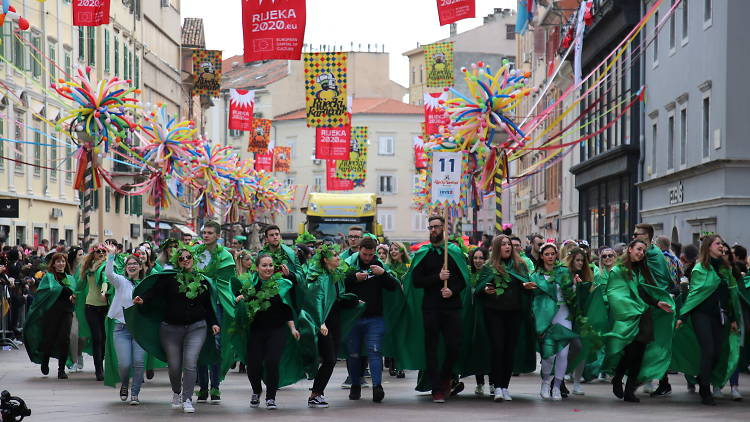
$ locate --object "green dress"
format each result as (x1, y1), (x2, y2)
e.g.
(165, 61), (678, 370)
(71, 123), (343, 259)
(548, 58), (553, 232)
(670, 263), (741, 387)
(23, 272), (76, 364)
(530, 264), (579, 360)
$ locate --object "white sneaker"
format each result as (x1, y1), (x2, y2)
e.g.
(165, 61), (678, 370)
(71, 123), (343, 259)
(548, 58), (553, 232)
(266, 399), (277, 410)
(713, 385), (724, 398)
(182, 398), (195, 413)
(731, 386), (742, 401)
(493, 387), (503, 401)
(475, 384), (485, 396)
(572, 382), (585, 395)
(250, 394), (260, 408)
(170, 393), (182, 409)
(642, 381), (655, 394)
(540, 381), (551, 400)
(551, 386), (562, 401)
(501, 388), (512, 401)
(129, 395), (140, 406)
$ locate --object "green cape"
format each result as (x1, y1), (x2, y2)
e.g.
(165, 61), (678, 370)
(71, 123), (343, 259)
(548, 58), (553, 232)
(530, 264), (579, 359)
(74, 262), (110, 356)
(603, 265), (675, 382)
(646, 244), (674, 290)
(23, 272), (76, 364)
(195, 244), (236, 304)
(670, 263), (741, 387)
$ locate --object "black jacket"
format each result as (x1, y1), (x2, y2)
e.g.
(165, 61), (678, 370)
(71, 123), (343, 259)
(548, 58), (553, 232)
(344, 256), (399, 317)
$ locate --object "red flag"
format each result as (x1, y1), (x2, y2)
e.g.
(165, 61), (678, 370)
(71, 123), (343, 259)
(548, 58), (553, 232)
(326, 160), (353, 191)
(436, 0), (475, 26)
(273, 146), (291, 173)
(228, 89), (255, 131)
(424, 92), (449, 136)
(413, 136), (428, 169)
(242, 0), (306, 62)
(72, 0), (111, 26)
(254, 152), (274, 172)
(315, 125), (351, 160)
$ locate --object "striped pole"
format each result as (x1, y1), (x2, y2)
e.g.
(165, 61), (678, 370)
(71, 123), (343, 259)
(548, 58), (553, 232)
(82, 147), (93, 251)
(494, 170), (503, 235)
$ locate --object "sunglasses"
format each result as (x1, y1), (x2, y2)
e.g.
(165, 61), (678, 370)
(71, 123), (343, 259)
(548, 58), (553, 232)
(178, 255), (193, 263)
(95, 250), (106, 255)
(427, 225), (443, 231)
(601, 254), (615, 259)
(348, 235), (362, 239)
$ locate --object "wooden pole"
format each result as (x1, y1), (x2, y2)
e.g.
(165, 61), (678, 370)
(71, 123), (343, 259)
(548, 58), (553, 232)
(443, 205), (449, 289)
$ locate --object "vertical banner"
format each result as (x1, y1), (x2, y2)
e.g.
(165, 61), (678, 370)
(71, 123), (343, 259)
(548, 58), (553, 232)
(273, 146), (291, 173)
(315, 124), (351, 160)
(413, 136), (428, 169)
(242, 0), (306, 62)
(326, 160), (353, 191)
(436, 0), (475, 26)
(424, 42), (454, 87)
(192, 50), (222, 96)
(424, 91), (449, 136)
(336, 126), (367, 187)
(228, 89), (255, 131)
(72, 0), (111, 26)
(304, 52), (349, 128)
(431, 151), (463, 205)
(254, 152), (274, 172)
(248, 118), (272, 153)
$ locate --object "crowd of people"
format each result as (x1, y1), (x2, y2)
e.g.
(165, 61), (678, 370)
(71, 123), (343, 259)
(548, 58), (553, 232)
(2, 219), (749, 413)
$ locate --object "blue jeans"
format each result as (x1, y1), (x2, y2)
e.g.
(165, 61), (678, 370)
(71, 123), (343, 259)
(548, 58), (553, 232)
(346, 316), (385, 387)
(113, 322), (146, 396)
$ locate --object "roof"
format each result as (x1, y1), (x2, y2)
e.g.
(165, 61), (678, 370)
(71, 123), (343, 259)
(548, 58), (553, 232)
(181, 18), (205, 48)
(275, 98), (422, 120)
(220, 56), (290, 90)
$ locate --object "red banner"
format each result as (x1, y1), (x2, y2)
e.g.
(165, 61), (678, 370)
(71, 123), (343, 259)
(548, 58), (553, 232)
(326, 160), (353, 191)
(248, 118), (272, 153)
(315, 125), (350, 160)
(242, 0), (306, 62)
(424, 92), (449, 136)
(72, 0), (111, 26)
(228, 89), (255, 131)
(436, 0), (475, 26)
(413, 136), (428, 169)
(274, 146), (291, 173)
(254, 152), (274, 172)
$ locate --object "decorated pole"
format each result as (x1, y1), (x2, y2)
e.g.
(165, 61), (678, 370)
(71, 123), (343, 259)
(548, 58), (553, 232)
(443, 205), (449, 290)
(494, 170), (503, 235)
(82, 147), (93, 250)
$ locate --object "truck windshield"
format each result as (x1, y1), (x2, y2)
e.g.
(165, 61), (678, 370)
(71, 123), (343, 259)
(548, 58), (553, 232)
(307, 216), (373, 241)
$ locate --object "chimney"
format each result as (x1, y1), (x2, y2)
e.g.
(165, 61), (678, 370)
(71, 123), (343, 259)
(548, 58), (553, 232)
(450, 23), (457, 37)
(232, 61), (239, 70)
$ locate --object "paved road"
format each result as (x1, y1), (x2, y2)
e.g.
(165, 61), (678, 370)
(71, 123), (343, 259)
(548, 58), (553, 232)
(0, 347), (747, 421)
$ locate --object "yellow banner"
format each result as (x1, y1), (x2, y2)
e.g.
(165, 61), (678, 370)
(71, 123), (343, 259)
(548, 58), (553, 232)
(192, 50), (222, 96)
(424, 42), (454, 87)
(304, 52), (349, 127)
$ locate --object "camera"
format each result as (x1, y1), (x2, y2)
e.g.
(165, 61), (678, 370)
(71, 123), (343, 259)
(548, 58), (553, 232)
(0, 390), (31, 421)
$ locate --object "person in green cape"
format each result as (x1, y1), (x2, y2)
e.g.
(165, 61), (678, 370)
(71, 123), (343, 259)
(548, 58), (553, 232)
(384, 241), (411, 379)
(565, 247), (596, 396)
(583, 246), (618, 384)
(65, 246), (86, 373)
(157, 238), (179, 270)
(129, 246), (221, 414)
(193, 220), (236, 404)
(75, 244), (110, 381)
(729, 244), (749, 401)
(261, 224), (301, 285)
(229, 253), (301, 410)
(473, 235), (537, 401)
(102, 245), (147, 405)
(339, 225), (364, 260)
(23, 252), (76, 379)
(466, 246), (490, 395)
(604, 239), (675, 403)
(511, 236), (535, 273)
(671, 234), (741, 406)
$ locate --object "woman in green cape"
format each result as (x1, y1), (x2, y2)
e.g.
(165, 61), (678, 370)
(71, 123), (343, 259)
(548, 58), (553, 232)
(23, 253), (76, 379)
(75, 244), (110, 381)
(582, 246), (618, 383)
(604, 239), (675, 403)
(128, 246), (221, 414)
(384, 241), (411, 379)
(671, 234), (741, 406)
(466, 246), (490, 395)
(66, 246), (86, 372)
(565, 247), (596, 395)
(229, 253), (301, 410)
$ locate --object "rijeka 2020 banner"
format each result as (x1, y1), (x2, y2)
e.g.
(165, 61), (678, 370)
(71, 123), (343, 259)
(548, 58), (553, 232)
(436, 0), (475, 26)
(228, 89), (255, 131)
(326, 160), (353, 191)
(315, 124), (350, 161)
(72, 0), (111, 26)
(424, 91), (449, 136)
(242, 0), (306, 62)
(304, 52), (349, 128)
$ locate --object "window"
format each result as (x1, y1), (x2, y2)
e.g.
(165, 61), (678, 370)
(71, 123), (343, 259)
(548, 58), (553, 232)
(679, 107), (687, 165)
(682, 0), (689, 41)
(14, 115), (24, 174)
(378, 174), (395, 194)
(125, 193), (130, 214)
(104, 29), (110, 72)
(129, 50), (134, 84)
(114, 193), (121, 213)
(78, 27), (85, 61)
(134, 55), (140, 88)
(704, 0), (712, 22)
(114, 37), (119, 76)
(50, 134), (57, 181)
(15, 226), (26, 245)
(130, 196), (142, 216)
(50, 228), (59, 246)
(411, 67), (415, 84)
(64, 50), (72, 78)
(124, 44), (129, 80)
(669, 0), (676, 50)
(33, 227), (43, 247)
(33, 122), (41, 176)
(65, 138), (73, 182)
(653, 10), (659, 64)
(667, 114), (675, 169)
(651, 122), (657, 175)
(378, 211), (395, 232)
(378, 135), (395, 155)
(87, 27), (96, 66)
(313, 175), (323, 192)
(286, 214), (294, 231)
(229, 129), (242, 138)
(506, 24), (516, 40)
(419, 65), (423, 84)
(105, 187), (111, 212)
(411, 213), (427, 232)
(48, 44), (56, 85)
(702, 96), (710, 157)
(284, 177), (295, 186)
(30, 33), (41, 78)
(13, 27), (24, 68)
(65, 229), (74, 247)
(287, 138), (297, 158)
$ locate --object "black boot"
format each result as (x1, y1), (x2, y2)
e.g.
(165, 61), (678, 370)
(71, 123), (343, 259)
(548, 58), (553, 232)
(349, 384), (361, 400)
(612, 376), (624, 399)
(41, 358), (50, 376)
(623, 378), (640, 403)
(57, 366), (68, 380)
(699, 384), (716, 406)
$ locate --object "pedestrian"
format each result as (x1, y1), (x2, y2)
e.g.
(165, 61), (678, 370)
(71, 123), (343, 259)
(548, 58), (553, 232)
(467, 246), (490, 395)
(565, 247), (595, 395)
(260, 224), (301, 284)
(511, 236), (535, 272)
(376, 244), (389, 262)
(385, 241), (411, 378)
(76, 244), (110, 381)
(727, 244), (748, 401)
(340, 226), (364, 260)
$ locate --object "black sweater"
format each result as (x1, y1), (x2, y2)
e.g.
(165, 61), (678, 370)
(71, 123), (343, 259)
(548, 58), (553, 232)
(252, 293), (293, 330)
(345, 257), (399, 317)
(142, 274), (218, 327)
(412, 248), (465, 310)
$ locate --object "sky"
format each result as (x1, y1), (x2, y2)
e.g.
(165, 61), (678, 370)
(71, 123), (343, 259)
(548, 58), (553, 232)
(180, 0), (517, 87)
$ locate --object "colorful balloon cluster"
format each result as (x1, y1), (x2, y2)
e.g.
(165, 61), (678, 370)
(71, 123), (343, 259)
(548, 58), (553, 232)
(0, 0), (29, 31)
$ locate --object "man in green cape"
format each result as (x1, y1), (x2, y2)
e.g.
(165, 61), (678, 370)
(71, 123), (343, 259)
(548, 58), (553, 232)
(511, 236), (535, 273)
(261, 224), (301, 284)
(339, 225), (364, 260)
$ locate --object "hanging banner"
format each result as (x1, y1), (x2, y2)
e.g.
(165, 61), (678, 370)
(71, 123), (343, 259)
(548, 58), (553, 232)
(315, 124), (350, 160)
(304, 52), (349, 128)
(436, 0), (475, 26)
(192, 50), (222, 96)
(326, 160), (353, 191)
(242, 0), (306, 62)
(228, 89), (255, 131)
(431, 151), (463, 205)
(424, 42), (454, 87)
(254, 152), (274, 172)
(72, 0), (111, 26)
(273, 146), (291, 173)
(336, 126), (367, 187)
(248, 118), (272, 153)
(424, 91), (449, 136)
(414, 136), (428, 170)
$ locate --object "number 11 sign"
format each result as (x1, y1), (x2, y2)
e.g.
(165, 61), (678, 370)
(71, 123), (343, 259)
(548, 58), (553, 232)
(431, 151), (463, 206)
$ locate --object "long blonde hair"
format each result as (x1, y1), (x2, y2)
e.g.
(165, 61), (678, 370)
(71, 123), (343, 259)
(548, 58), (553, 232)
(489, 234), (527, 275)
(386, 241), (411, 266)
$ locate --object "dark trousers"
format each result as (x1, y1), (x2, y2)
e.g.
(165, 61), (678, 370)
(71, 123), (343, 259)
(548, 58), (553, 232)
(692, 311), (725, 385)
(246, 324), (288, 400)
(85, 305), (108, 376)
(423, 308), (462, 392)
(41, 301), (73, 369)
(198, 304), (223, 391)
(483, 308), (521, 389)
(615, 341), (647, 381)
(311, 313), (340, 394)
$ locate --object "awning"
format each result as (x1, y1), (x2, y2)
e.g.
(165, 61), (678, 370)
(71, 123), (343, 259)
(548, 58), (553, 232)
(173, 223), (198, 237)
(145, 221), (173, 230)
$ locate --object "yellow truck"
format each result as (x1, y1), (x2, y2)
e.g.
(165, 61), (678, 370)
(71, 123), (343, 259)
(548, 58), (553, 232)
(299, 193), (383, 240)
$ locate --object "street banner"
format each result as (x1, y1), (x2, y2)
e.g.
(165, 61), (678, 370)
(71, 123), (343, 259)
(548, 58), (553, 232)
(336, 126), (367, 187)
(192, 50), (222, 96)
(228, 89), (255, 131)
(254, 152), (274, 172)
(326, 160), (353, 191)
(315, 124), (351, 160)
(436, 0), (475, 26)
(304, 52), (349, 127)
(273, 146), (291, 173)
(431, 150), (463, 205)
(424, 91), (449, 136)
(242, 0), (306, 62)
(414, 136), (428, 169)
(248, 118), (272, 153)
(72, 0), (110, 26)
(424, 42), (454, 87)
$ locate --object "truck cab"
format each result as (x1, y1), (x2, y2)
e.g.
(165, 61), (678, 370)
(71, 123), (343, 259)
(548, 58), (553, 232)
(299, 193), (383, 241)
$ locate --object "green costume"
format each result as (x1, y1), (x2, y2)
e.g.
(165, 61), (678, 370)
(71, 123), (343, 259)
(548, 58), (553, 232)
(738, 275), (750, 371)
(23, 272), (76, 364)
(194, 243), (236, 300)
(74, 262), (110, 355)
(530, 264), (579, 359)
(671, 263), (741, 387)
(520, 252), (536, 274)
(603, 265), (675, 382)
(646, 244), (674, 290)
